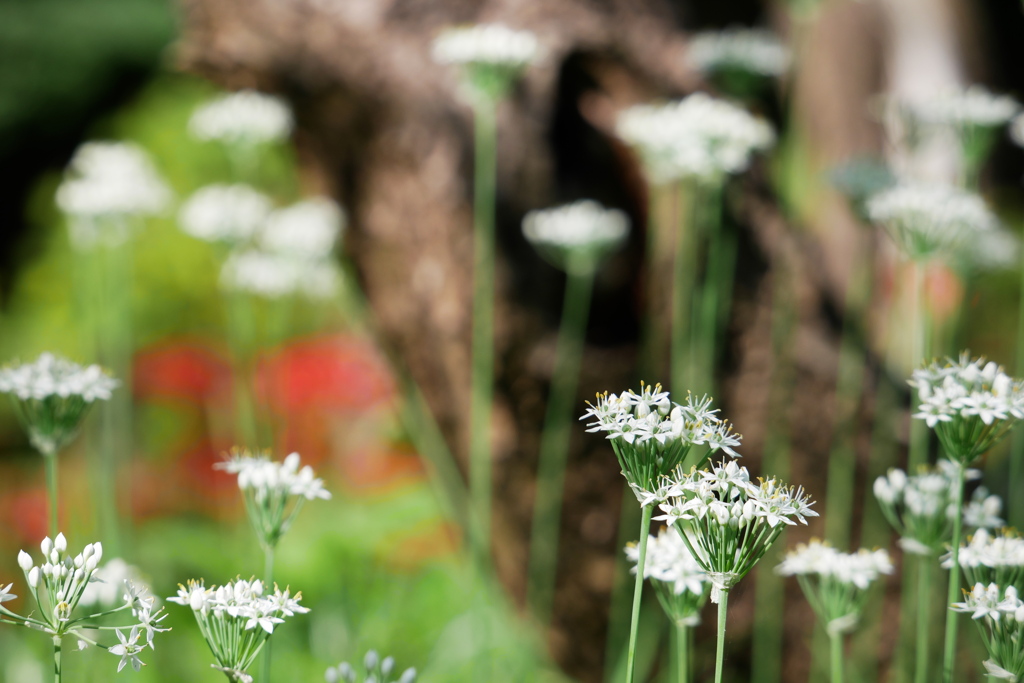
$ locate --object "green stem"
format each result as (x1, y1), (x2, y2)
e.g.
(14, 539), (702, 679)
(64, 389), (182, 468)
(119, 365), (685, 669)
(53, 635), (62, 683)
(625, 504), (653, 683)
(941, 463), (966, 683)
(44, 450), (58, 538)
(694, 182), (724, 396)
(526, 267), (595, 623)
(670, 182), (697, 394)
(260, 545), (275, 683)
(676, 624), (689, 683)
(469, 96), (498, 570)
(830, 633), (844, 683)
(915, 554), (931, 683)
(714, 589), (730, 683)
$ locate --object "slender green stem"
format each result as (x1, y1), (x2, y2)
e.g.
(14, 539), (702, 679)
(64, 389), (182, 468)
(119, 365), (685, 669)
(830, 633), (844, 683)
(44, 450), (59, 538)
(527, 267), (595, 623)
(260, 545), (275, 683)
(941, 463), (966, 683)
(625, 505), (653, 683)
(714, 589), (730, 683)
(53, 635), (62, 683)
(915, 554), (931, 683)
(694, 182), (724, 396)
(469, 96), (498, 570)
(676, 624), (689, 683)
(670, 182), (696, 394)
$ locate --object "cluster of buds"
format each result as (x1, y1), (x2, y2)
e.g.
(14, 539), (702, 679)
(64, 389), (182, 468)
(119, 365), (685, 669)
(777, 539), (893, 635)
(0, 534), (167, 672)
(625, 527), (709, 627)
(0, 353), (118, 455)
(653, 460), (817, 602)
(169, 578), (308, 682)
(216, 450), (331, 550)
(325, 650), (417, 683)
(581, 384), (742, 504)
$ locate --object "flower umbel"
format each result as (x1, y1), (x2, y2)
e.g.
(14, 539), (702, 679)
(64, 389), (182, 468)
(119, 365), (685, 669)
(951, 583), (1024, 682)
(0, 353), (118, 455)
(944, 528), (1024, 593)
(432, 24), (539, 102)
(324, 650), (417, 683)
(522, 200), (630, 274)
(777, 539), (893, 635)
(216, 449), (331, 550)
(625, 526), (709, 627)
(189, 90), (294, 146)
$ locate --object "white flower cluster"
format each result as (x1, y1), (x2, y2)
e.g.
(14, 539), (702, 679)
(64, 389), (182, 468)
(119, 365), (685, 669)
(910, 353), (1024, 462)
(522, 200), (629, 272)
(179, 184), (273, 244)
(431, 24), (539, 68)
(220, 248), (341, 299)
(79, 558), (148, 609)
(617, 93), (774, 184)
(951, 583), (1024, 681)
(582, 385), (740, 455)
(909, 86), (1020, 129)
(654, 460), (817, 602)
(0, 353), (117, 402)
(777, 539), (893, 589)
(56, 142), (171, 249)
(0, 353), (119, 454)
(216, 451), (330, 550)
(865, 183), (997, 260)
(873, 462), (990, 555)
(944, 528), (1024, 590)
(325, 650), (417, 683)
(963, 486), (1005, 529)
(170, 578), (307, 683)
(189, 90), (294, 145)
(259, 197), (345, 258)
(625, 526), (706, 597)
(1, 534), (167, 673)
(687, 27), (790, 78)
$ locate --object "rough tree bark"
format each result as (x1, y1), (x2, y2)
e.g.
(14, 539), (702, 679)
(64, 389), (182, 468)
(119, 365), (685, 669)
(173, 0), (953, 680)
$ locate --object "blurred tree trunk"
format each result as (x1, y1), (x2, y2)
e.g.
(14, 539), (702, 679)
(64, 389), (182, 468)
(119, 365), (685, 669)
(174, 0), (979, 680)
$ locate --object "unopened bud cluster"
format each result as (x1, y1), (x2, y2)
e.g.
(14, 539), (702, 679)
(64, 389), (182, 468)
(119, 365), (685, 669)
(325, 649), (417, 683)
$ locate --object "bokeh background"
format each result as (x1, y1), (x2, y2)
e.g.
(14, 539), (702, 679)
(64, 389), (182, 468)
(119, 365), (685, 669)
(2, 0), (1024, 682)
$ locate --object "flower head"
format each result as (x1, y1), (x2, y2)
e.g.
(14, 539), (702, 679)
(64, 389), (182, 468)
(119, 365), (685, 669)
(325, 650), (417, 683)
(617, 93), (774, 185)
(908, 86), (1019, 129)
(258, 197), (345, 258)
(0, 353), (118, 454)
(522, 200), (629, 273)
(655, 461), (817, 602)
(866, 184), (997, 261)
(910, 353), (1024, 463)
(625, 526), (708, 626)
(582, 384), (742, 504)
(432, 24), (539, 102)
(170, 577), (307, 681)
(777, 539), (892, 634)
(687, 27), (790, 81)
(56, 141), (171, 249)
(944, 528), (1024, 591)
(219, 249), (341, 299)
(216, 450), (330, 549)
(179, 184), (273, 244)
(189, 90), (293, 145)
(951, 582), (1024, 681)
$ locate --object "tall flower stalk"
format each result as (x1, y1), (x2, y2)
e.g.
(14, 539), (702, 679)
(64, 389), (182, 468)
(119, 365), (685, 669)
(777, 540), (894, 683)
(432, 23), (539, 569)
(0, 353), (118, 537)
(582, 385), (741, 683)
(216, 450), (330, 683)
(522, 200), (629, 623)
(908, 353), (1024, 682)
(655, 460), (818, 683)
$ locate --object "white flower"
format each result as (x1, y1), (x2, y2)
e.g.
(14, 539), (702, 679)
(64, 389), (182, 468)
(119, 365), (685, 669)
(432, 24), (539, 68)
(79, 559), (147, 609)
(0, 353), (118, 402)
(56, 142), (171, 248)
(625, 527), (707, 597)
(219, 249), (340, 299)
(617, 93), (774, 184)
(179, 184), (272, 244)
(108, 627), (145, 672)
(866, 184), (997, 260)
(189, 90), (293, 144)
(258, 197), (345, 258)
(962, 487), (1004, 529)
(909, 86), (1019, 128)
(687, 27), (790, 78)
(522, 200), (629, 271)
(326, 651), (417, 683)
(0, 583), (15, 603)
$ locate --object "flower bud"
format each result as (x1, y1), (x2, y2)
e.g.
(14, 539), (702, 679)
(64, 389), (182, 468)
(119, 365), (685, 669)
(54, 533), (67, 553)
(382, 657), (394, 675)
(92, 543), (103, 564)
(18, 550), (33, 572)
(399, 668), (417, 683)
(364, 650), (379, 670)
(28, 567), (40, 588)
(41, 537), (53, 557)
